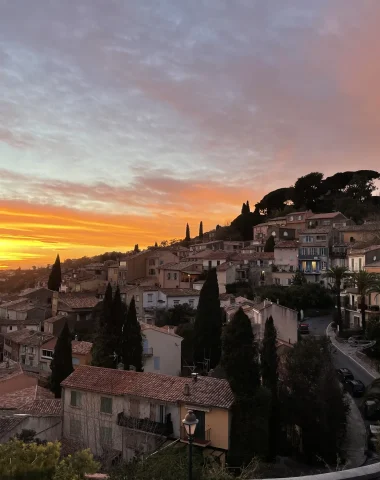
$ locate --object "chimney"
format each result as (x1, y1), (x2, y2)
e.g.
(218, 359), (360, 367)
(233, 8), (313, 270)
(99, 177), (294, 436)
(117, 362), (124, 370)
(183, 383), (190, 396)
(129, 365), (136, 371)
(192, 372), (198, 382)
(52, 291), (58, 317)
(74, 334), (78, 341)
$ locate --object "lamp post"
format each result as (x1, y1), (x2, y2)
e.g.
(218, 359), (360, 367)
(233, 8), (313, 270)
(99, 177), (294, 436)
(182, 410), (198, 480)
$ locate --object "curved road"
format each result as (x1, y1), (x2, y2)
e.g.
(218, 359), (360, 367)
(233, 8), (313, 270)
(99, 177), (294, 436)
(306, 315), (375, 387)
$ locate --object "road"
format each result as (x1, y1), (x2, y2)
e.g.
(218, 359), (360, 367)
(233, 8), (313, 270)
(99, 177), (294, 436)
(305, 314), (375, 387)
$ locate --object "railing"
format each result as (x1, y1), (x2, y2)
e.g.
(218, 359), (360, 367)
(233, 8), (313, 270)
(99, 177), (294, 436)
(300, 269), (321, 274)
(180, 426), (211, 446)
(117, 412), (173, 436)
(143, 347), (153, 356)
(298, 254), (321, 260)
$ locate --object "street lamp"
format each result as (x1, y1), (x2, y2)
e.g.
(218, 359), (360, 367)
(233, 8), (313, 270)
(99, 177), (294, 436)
(182, 410), (198, 480)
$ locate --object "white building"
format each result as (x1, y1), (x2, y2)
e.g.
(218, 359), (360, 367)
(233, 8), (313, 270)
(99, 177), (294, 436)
(140, 324), (182, 377)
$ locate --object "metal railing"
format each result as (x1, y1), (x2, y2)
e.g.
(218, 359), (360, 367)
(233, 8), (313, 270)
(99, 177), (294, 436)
(143, 347), (153, 356)
(180, 426), (211, 445)
(117, 412), (173, 436)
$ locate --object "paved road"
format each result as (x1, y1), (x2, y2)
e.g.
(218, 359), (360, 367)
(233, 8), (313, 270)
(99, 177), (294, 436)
(304, 315), (375, 386)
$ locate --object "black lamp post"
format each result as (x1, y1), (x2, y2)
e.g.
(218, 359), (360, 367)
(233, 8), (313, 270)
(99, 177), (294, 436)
(182, 410), (199, 480)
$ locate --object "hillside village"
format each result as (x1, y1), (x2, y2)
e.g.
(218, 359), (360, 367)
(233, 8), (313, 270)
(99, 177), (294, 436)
(1, 189), (380, 477)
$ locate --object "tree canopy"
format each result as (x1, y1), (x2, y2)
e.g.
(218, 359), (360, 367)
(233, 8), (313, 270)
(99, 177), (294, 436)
(50, 322), (73, 398)
(48, 255), (62, 292)
(122, 296), (143, 371)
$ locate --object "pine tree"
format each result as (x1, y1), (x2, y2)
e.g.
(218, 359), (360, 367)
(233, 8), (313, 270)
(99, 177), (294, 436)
(50, 322), (73, 398)
(264, 235), (275, 252)
(241, 202), (247, 214)
(134, 244), (140, 253)
(111, 286), (125, 354)
(246, 200), (250, 212)
(199, 221), (203, 239)
(154, 241), (158, 247)
(48, 254), (62, 292)
(91, 283), (116, 368)
(193, 268), (222, 370)
(261, 316), (278, 460)
(185, 223), (191, 241)
(221, 307), (260, 397)
(122, 297), (143, 371)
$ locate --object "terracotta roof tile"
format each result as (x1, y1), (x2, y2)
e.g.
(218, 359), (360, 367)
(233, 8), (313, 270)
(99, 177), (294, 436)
(159, 288), (200, 297)
(61, 366), (234, 409)
(308, 212), (345, 220)
(140, 324), (183, 339)
(275, 240), (299, 249)
(20, 399), (62, 416)
(0, 385), (54, 410)
(72, 341), (93, 355)
(2, 329), (54, 346)
(299, 228), (331, 234)
(59, 294), (100, 309)
(338, 222), (380, 232)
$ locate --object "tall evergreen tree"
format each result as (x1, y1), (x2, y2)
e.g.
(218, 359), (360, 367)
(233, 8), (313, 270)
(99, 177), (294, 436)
(246, 200), (251, 212)
(154, 241), (158, 247)
(193, 268), (222, 370)
(221, 307), (260, 396)
(264, 235), (275, 252)
(199, 221), (203, 239)
(122, 297), (143, 371)
(50, 322), (73, 398)
(261, 316), (278, 460)
(241, 202), (248, 214)
(111, 287), (125, 354)
(48, 254), (62, 292)
(91, 283), (116, 368)
(185, 223), (191, 241)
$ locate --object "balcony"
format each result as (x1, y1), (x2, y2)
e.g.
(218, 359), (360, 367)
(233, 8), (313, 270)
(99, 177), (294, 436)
(298, 254), (321, 260)
(143, 347), (153, 356)
(300, 269), (321, 275)
(117, 412), (173, 436)
(180, 426), (211, 447)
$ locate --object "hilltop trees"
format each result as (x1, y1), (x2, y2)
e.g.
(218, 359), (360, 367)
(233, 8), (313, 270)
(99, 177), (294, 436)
(50, 322), (73, 398)
(48, 255), (62, 292)
(193, 268), (222, 370)
(122, 297), (143, 371)
(199, 221), (203, 239)
(185, 223), (191, 241)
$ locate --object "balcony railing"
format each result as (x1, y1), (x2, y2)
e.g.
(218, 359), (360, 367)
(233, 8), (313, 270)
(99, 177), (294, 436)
(298, 254), (322, 260)
(180, 426), (211, 447)
(117, 412), (173, 436)
(299, 269), (321, 275)
(143, 347), (153, 356)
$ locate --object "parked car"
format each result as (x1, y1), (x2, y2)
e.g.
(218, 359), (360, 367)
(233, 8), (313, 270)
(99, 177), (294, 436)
(298, 323), (310, 334)
(344, 379), (365, 397)
(336, 367), (354, 383)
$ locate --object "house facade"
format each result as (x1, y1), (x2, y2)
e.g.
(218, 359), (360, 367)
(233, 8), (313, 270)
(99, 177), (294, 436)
(216, 263), (237, 294)
(140, 325), (182, 376)
(273, 240), (299, 286)
(146, 250), (179, 278)
(347, 245), (380, 272)
(61, 366), (234, 462)
(298, 228), (332, 281)
(157, 261), (203, 289)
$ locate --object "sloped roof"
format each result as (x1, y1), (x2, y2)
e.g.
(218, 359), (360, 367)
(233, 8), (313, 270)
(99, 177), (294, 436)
(159, 288), (200, 297)
(0, 385), (54, 410)
(275, 240), (299, 249)
(72, 341), (93, 355)
(20, 399), (62, 416)
(308, 212), (345, 220)
(140, 324), (183, 339)
(58, 294), (100, 310)
(2, 329), (54, 346)
(62, 366), (234, 409)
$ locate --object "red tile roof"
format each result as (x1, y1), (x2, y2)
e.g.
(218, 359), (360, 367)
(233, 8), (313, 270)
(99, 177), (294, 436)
(140, 324), (183, 339)
(20, 399), (62, 416)
(308, 212), (345, 220)
(0, 385), (54, 410)
(2, 329), (55, 346)
(299, 228), (331, 234)
(61, 366), (234, 409)
(59, 294), (100, 310)
(72, 341), (93, 355)
(159, 288), (200, 297)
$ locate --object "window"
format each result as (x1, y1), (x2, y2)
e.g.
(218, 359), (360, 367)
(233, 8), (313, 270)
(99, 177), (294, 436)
(147, 293), (153, 303)
(304, 236), (313, 243)
(100, 397), (113, 414)
(322, 220), (331, 226)
(173, 300), (180, 305)
(9, 326), (12, 331)
(359, 258), (362, 270)
(298, 215), (302, 220)
(41, 349), (53, 358)
(274, 278), (280, 285)
(70, 418), (81, 437)
(322, 262), (327, 270)
(149, 259), (155, 266)
(72, 357), (80, 366)
(70, 390), (81, 407)
(154, 356), (160, 371)
(351, 258), (354, 271)
(217, 260), (220, 266)
(316, 235), (326, 241)
(100, 426), (113, 446)
(148, 269), (155, 275)
(167, 272), (171, 280)
(173, 272), (177, 280)
(189, 299), (194, 307)
(287, 279), (292, 285)
(289, 216), (294, 221)
(29, 347), (34, 354)
(135, 295), (139, 302)
(130, 399), (140, 417)
(310, 248), (317, 256)
(159, 405), (166, 423)
(300, 248), (307, 255)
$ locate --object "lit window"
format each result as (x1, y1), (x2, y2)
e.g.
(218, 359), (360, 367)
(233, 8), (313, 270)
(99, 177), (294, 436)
(72, 357), (80, 366)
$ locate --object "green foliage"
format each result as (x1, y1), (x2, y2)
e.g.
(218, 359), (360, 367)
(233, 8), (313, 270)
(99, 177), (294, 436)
(111, 287), (126, 344)
(323, 267), (350, 329)
(221, 307), (260, 396)
(50, 322), (73, 398)
(263, 235), (275, 252)
(291, 271), (307, 286)
(185, 223), (191, 241)
(48, 254), (62, 292)
(54, 449), (100, 480)
(91, 283), (118, 368)
(199, 221), (203, 238)
(281, 337), (348, 464)
(193, 268), (222, 369)
(155, 303), (196, 327)
(230, 211), (263, 241)
(176, 322), (195, 369)
(122, 296), (143, 371)
(228, 388), (271, 467)
(0, 439), (60, 480)
(253, 283), (334, 312)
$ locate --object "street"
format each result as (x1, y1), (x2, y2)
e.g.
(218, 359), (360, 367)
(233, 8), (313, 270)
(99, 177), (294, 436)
(305, 314), (375, 386)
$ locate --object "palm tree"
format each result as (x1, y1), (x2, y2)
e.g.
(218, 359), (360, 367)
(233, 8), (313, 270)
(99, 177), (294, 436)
(323, 266), (350, 330)
(349, 270), (378, 332)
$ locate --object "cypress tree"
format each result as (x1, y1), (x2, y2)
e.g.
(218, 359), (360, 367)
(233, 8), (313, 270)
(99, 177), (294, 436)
(122, 296), (143, 371)
(91, 283), (116, 368)
(111, 286), (125, 354)
(221, 307), (260, 396)
(199, 221), (203, 239)
(185, 223), (191, 241)
(264, 235), (275, 252)
(246, 200), (251, 213)
(154, 241), (158, 247)
(193, 268), (222, 370)
(48, 254), (62, 292)
(261, 316), (278, 460)
(50, 322), (73, 398)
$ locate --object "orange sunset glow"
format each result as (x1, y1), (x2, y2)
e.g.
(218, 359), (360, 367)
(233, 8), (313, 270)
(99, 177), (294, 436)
(2, 1), (380, 269)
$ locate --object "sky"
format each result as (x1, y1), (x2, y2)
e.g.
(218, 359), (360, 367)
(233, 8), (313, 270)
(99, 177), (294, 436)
(1, 0), (380, 268)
